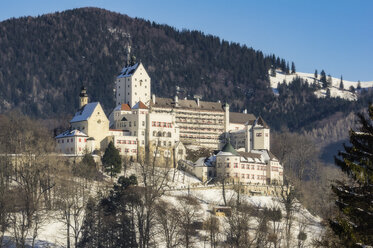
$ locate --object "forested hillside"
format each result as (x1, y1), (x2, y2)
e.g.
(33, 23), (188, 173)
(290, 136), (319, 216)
(0, 7), (372, 131)
(0, 7), (274, 117)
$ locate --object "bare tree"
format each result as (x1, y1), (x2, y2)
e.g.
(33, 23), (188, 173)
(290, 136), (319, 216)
(203, 216), (220, 248)
(225, 203), (255, 248)
(279, 184), (298, 248)
(155, 200), (181, 248)
(177, 195), (201, 248)
(0, 112), (57, 247)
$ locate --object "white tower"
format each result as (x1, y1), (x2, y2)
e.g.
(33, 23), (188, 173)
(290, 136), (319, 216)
(115, 61), (151, 107)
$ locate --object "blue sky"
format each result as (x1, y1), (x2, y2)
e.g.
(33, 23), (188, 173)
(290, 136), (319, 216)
(1, 0), (372, 81)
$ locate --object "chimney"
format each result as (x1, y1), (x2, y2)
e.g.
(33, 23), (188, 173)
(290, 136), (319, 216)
(218, 100), (221, 103)
(174, 95), (179, 107)
(197, 98), (200, 107)
(243, 109), (247, 114)
(152, 94), (156, 104)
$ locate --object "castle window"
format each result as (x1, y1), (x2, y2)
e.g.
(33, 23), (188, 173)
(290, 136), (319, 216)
(142, 140), (144, 145)
(142, 131), (145, 136)
(142, 121), (145, 126)
(167, 132), (171, 137)
(226, 163), (230, 168)
(134, 131), (137, 135)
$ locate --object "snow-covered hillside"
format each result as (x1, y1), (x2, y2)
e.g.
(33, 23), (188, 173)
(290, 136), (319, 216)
(269, 70), (373, 101)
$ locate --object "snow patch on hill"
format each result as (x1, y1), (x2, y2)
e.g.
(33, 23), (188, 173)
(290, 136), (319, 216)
(269, 70), (373, 101)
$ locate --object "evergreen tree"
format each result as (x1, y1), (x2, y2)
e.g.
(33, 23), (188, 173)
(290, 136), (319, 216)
(314, 69), (318, 79)
(339, 76), (344, 90)
(78, 176), (138, 248)
(350, 85), (356, 93)
(270, 66), (276, 77)
(331, 104), (373, 247)
(291, 62), (296, 74)
(327, 74), (333, 88)
(320, 70), (327, 88)
(285, 62), (290, 74)
(102, 141), (122, 178)
(357, 81), (362, 90)
(326, 88), (331, 98)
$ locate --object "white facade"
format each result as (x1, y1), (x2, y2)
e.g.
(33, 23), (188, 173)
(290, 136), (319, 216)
(55, 130), (95, 155)
(115, 62), (151, 107)
(215, 143), (283, 185)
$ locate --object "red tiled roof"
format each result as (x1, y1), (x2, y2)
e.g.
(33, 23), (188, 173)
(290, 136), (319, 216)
(121, 103), (131, 111)
(133, 101), (148, 109)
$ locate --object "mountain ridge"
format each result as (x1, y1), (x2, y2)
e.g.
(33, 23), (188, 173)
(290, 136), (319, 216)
(1, 7), (372, 132)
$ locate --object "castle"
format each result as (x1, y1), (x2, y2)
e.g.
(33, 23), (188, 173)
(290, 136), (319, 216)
(55, 60), (282, 184)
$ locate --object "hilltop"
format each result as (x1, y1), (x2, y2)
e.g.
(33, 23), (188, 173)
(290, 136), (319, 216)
(269, 70), (373, 101)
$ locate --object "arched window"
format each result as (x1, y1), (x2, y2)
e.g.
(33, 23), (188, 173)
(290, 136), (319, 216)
(153, 131), (157, 137)
(167, 132), (171, 137)
(157, 131), (162, 137)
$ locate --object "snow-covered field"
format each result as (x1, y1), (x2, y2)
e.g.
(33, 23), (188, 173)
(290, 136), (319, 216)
(269, 70), (373, 101)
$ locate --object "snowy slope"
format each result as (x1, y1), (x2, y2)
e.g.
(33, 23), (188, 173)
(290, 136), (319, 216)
(269, 70), (373, 101)
(9, 164), (323, 248)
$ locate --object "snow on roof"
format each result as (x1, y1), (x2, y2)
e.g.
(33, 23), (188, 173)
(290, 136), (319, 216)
(55, 129), (88, 139)
(117, 63), (139, 78)
(70, 102), (99, 123)
(251, 149), (271, 162)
